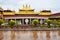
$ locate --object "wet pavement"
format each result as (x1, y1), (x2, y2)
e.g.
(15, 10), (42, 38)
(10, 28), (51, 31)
(0, 31), (60, 40)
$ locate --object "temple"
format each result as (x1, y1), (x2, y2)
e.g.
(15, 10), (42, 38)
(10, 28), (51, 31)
(0, 5), (60, 25)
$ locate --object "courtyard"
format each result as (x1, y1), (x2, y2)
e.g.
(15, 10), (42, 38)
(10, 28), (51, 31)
(0, 30), (60, 40)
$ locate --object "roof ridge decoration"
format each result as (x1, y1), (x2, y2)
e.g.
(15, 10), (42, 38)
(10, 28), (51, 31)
(20, 5), (34, 10)
(0, 6), (3, 11)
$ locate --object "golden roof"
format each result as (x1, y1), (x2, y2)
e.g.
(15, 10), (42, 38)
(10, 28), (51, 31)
(39, 10), (51, 15)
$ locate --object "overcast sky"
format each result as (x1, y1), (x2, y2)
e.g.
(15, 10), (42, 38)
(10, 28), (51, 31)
(0, 0), (60, 13)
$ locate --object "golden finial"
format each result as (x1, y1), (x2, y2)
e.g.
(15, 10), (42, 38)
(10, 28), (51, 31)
(23, 5), (24, 8)
(26, 4), (27, 7)
(29, 5), (30, 7)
